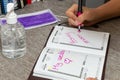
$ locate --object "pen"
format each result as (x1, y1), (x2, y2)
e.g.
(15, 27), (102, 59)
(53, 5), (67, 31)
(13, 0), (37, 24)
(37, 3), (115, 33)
(77, 0), (83, 32)
(78, 25), (81, 32)
(40, 0), (42, 1)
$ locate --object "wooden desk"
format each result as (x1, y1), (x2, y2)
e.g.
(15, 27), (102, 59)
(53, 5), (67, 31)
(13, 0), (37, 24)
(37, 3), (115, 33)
(0, 0), (120, 80)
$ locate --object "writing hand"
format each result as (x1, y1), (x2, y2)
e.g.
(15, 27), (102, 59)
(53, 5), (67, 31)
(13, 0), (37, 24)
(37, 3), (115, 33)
(66, 4), (100, 27)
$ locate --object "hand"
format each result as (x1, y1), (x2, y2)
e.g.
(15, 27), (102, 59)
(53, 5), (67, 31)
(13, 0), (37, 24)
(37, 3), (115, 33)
(65, 4), (100, 27)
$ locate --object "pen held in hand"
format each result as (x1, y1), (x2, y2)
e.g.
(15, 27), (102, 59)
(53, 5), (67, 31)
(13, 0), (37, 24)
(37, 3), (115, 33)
(77, 0), (83, 32)
(78, 25), (81, 32)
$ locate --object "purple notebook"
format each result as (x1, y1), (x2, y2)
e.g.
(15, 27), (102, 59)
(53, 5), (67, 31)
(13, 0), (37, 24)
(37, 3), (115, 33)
(1, 9), (58, 29)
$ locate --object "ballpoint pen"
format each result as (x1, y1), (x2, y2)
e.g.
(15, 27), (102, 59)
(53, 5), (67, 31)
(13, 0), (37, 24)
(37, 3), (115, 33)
(77, 0), (83, 32)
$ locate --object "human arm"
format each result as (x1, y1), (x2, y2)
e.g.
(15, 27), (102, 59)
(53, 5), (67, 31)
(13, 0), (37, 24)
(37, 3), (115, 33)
(65, 0), (120, 26)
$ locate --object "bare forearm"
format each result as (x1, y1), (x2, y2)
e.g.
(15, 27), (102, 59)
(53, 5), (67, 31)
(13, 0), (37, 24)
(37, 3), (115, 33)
(65, 0), (120, 26)
(95, 0), (120, 21)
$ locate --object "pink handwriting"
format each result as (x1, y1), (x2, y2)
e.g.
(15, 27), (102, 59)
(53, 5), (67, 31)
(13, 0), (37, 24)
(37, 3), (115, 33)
(64, 58), (72, 64)
(58, 50), (65, 61)
(77, 34), (89, 43)
(52, 63), (63, 70)
(52, 58), (72, 70)
(66, 32), (77, 44)
(52, 50), (73, 70)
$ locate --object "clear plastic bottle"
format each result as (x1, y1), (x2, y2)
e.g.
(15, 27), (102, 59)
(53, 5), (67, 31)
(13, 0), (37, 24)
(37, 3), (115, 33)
(1, 3), (26, 59)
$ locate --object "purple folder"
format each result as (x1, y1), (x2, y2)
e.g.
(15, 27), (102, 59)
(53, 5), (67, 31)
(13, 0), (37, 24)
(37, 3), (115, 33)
(1, 9), (58, 29)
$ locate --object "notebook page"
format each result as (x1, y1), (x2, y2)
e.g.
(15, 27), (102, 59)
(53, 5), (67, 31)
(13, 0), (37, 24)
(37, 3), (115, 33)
(33, 47), (102, 80)
(50, 26), (105, 50)
(46, 25), (110, 56)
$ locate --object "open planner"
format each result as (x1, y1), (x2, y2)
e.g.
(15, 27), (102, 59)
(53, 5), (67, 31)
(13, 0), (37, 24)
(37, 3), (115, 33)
(32, 25), (110, 80)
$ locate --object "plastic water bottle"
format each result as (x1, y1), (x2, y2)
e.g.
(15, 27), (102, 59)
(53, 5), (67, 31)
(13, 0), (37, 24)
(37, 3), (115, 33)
(1, 3), (26, 59)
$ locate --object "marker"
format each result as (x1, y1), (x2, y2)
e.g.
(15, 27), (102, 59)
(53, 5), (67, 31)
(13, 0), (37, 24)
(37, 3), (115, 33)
(77, 0), (83, 32)
(78, 25), (81, 32)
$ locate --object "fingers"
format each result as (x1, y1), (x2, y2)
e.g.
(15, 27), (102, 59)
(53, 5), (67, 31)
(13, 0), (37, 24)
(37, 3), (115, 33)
(86, 77), (97, 80)
(66, 4), (79, 27)
(66, 4), (78, 20)
(76, 7), (97, 26)
(66, 4), (96, 27)
(68, 18), (78, 26)
(76, 7), (90, 25)
(67, 14), (85, 27)
(76, 14), (85, 24)
(66, 5), (89, 27)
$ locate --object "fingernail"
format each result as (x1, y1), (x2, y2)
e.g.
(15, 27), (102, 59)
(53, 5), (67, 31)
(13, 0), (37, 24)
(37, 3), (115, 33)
(81, 24), (84, 27)
(75, 21), (81, 26)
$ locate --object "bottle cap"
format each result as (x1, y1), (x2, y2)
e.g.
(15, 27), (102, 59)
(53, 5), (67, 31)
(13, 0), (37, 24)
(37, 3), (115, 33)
(6, 3), (17, 24)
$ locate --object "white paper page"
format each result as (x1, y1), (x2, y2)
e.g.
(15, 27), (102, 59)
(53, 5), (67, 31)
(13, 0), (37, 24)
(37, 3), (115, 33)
(50, 26), (105, 50)
(47, 49), (86, 77)
(33, 47), (102, 80)
(85, 55), (101, 78)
